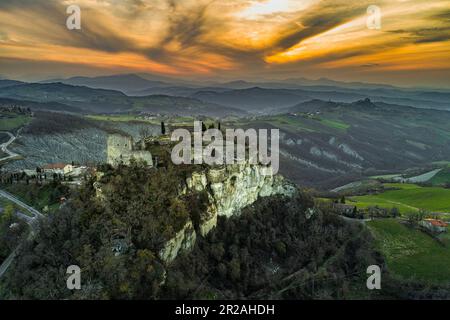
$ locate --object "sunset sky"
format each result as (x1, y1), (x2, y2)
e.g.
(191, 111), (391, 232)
(0, 0), (449, 87)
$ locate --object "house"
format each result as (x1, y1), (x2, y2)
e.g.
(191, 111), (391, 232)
(63, 164), (74, 175)
(41, 163), (91, 179)
(42, 163), (66, 175)
(419, 219), (448, 233)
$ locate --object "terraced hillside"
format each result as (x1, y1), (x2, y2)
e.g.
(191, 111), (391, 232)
(3, 112), (159, 170)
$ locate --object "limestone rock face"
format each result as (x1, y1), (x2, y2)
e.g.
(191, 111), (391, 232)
(185, 163), (296, 236)
(95, 160), (296, 264)
(158, 220), (197, 264)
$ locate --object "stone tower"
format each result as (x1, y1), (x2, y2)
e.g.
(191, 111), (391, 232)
(107, 134), (153, 167)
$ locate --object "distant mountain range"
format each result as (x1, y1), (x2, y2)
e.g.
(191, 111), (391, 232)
(1, 73), (450, 115)
(0, 81), (243, 117)
(41, 74), (170, 94)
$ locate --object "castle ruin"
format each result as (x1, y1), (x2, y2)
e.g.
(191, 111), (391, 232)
(107, 134), (153, 167)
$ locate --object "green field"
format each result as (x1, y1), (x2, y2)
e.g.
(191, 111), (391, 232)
(429, 168), (450, 186)
(350, 183), (450, 213)
(0, 115), (31, 131)
(259, 115), (316, 133)
(319, 118), (350, 131)
(1, 184), (65, 214)
(368, 219), (450, 283)
(0, 197), (32, 217)
(86, 114), (203, 127)
(86, 114), (159, 124)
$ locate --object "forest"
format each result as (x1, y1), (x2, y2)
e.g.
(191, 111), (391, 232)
(1, 162), (447, 299)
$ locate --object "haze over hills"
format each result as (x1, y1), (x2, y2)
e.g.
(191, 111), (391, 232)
(0, 74), (444, 112)
(41, 74), (171, 95)
(0, 81), (243, 117)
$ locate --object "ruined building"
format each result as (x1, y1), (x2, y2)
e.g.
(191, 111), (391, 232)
(107, 134), (153, 167)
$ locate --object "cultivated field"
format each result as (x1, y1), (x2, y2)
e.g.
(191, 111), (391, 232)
(350, 183), (450, 213)
(368, 219), (450, 284)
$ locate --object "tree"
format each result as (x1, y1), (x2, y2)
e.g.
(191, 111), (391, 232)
(340, 196), (346, 204)
(390, 207), (400, 218)
(161, 121), (166, 135)
(201, 122), (207, 132)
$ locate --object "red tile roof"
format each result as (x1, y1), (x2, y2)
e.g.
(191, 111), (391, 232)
(425, 219), (448, 227)
(42, 163), (66, 170)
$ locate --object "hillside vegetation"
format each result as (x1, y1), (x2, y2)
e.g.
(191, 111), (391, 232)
(226, 99), (450, 189)
(0, 162), (382, 300)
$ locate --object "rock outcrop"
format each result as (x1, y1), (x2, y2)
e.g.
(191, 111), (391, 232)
(184, 162), (296, 236)
(95, 161), (296, 264)
(159, 162), (296, 263)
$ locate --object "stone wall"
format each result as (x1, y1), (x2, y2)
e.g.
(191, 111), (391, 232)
(107, 134), (153, 167)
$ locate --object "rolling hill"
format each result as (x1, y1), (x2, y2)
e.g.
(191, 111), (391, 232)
(225, 99), (450, 189)
(42, 74), (169, 94)
(0, 82), (243, 117)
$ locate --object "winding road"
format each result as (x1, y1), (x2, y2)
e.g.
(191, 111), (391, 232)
(0, 189), (43, 278)
(0, 131), (43, 278)
(0, 131), (20, 163)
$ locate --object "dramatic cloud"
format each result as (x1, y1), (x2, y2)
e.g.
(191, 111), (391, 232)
(0, 0), (449, 87)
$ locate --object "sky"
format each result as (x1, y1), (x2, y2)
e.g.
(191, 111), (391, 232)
(0, 0), (449, 87)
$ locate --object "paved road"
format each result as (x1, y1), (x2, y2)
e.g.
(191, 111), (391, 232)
(0, 189), (44, 220)
(340, 215), (372, 225)
(0, 247), (19, 279)
(0, 189), (43, 278)
(0, 131), (20, 163)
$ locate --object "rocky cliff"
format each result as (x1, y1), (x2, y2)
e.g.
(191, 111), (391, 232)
(94, 161), (296, 264)
(160, 162), (297, 263)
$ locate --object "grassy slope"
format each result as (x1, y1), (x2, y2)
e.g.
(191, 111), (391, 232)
(319, 118), (350, 131)
(429, 168), (450, 186)
(350, 183), (450, 213)
(231, 114), (351, 134)
(368, 219), (450, 284)
(0, 115), (31, 131)
(86, 114), (160, 124)
(1, 184), (59, 213)
(86, 114), (203, 127)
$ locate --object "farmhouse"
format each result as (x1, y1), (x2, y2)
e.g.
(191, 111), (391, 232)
(42, 163), (66, 175)
(41, 163), (90, 178)
(419, 219), (448, 233)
